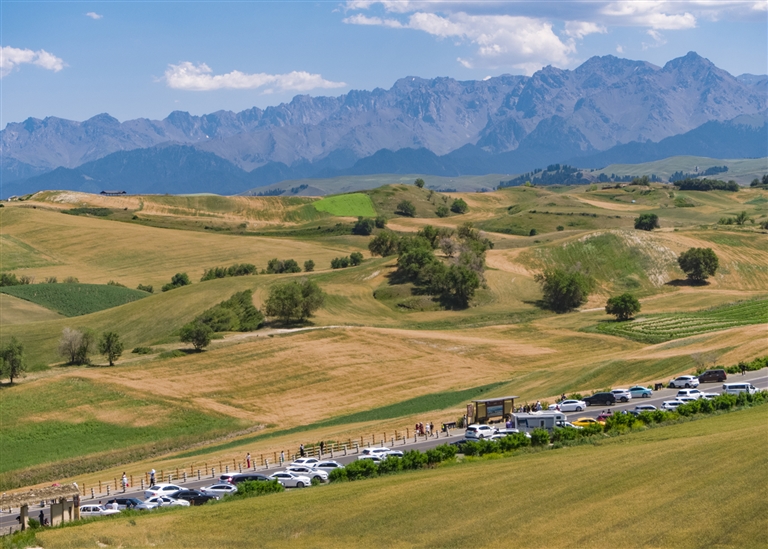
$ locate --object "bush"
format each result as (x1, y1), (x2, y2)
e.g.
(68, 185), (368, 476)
(497, 432), (531, 451)
(162, 272), (191, 292)
(529, 228), (538, 236)
(436, 205), (449, 217)
(350, 252), (364, 266)
(0, 273), (20, 287)
(265, 279), (325, 323)
(605, 293), (641, 321)
(530, 428), (550, 446)
(132, 346), (153, 354)
(106, 280), (124, 287)
(377, 456), (404, 474)
(414, 178), (425, 188)
(232, 479), (284, 498)
(353, 217), (375, 236)
(556, 225), (564, 231)
(678, 248), (719, 282)
(201, 263), (256, 281)
(451, 198), (469, 214)
(328, 468), (348, 482)
(45, 276), (58, 284)
(304, 260), (315, 272)
(344, 459), (379, 480)
(374, 216), (388, 229)
(179, 321), (213, 351)
(396, 200), (416, 217)
(331, 256), (350, 269)
(266, 259), (302, 274)
(136, 284), (154, 293)
(535, 268), (594, 313)
(634, 213), (659, 231)
(159, 349), (186, 359)
(368, 232), (400, 257)
(551, 427), (581, 442)
(401, 450), (428, 470)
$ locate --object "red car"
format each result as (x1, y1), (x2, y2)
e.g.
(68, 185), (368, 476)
(596, 411), (613, 422)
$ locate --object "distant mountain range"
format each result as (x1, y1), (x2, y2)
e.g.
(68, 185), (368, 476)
(2, 52), (766, 197)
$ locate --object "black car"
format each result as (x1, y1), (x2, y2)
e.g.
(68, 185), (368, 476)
(583, 392), (616, 406)
(222, 473), (270, 485)
(698, 369), (727, 383)
(167, 489), (218, 506)
(105, 497), (143, 510)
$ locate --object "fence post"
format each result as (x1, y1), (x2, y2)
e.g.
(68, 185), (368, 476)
(91, 488), (95, 500)
(239, 464), (242, 473)
(225, 465), (229, 473)
(106, 485), (110, 496)
(197, 470), (201, 481)
(205, 463), (209, 475)
(265, 459), (269, 470)
(211, 467), (215, 479)
(183, 472), (187, 482)
(98, 481), (102, 493)
(355, 443), (359, 454)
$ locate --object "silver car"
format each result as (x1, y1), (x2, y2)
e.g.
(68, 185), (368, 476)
(285, 465), (328, 482)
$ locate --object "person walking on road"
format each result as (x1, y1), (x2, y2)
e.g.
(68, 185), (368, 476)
(121, 473), (128, 492)
(246, 453), (251, 468)
(740, 362), (747, 375)
(319, 441), (325, 456)
(300, 444), (305, 458)
(39, 510), (45, 525)
(149, 469), (156, 486)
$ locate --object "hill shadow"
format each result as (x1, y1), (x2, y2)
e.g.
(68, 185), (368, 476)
(665, 278), (710, 287)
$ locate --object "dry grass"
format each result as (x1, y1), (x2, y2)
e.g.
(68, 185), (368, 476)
(0, 293), (63, 325)
(36, 406), (768, 549)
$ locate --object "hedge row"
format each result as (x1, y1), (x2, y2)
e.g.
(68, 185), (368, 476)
(328, 446), (457, 482)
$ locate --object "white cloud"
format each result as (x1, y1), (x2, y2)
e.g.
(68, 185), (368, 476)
(642, 28), (668, 49)
(601, 2), (697, 29)
(0, 46), (65, 78)
(616, 44), (624, 53)
(564, 21), (608, 40)
(345, 11), (574, 73)
(163, 62), (346, 92)
(85, 12), (103, 20)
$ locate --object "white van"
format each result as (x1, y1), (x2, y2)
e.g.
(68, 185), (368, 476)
(722, 383), (757, 395)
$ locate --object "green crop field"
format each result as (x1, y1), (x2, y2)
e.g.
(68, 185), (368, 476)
(594, 298), (768, 343)
(33, 406), (768, 549)
(0, 283), (149, 317)
(312, 193), (378, 217)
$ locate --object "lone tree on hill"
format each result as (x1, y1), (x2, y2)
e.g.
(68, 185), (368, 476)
(414, 178), (425, 188)
(451, 198), (469, 214)
(304, 259), (315, 272)
(265, 279), (326, 323)
(534, 268), (594, 313)
(0, 337), (26, 384)
(634, 213), (659, 231)
(678, 247), (719, 282)
(98, 331), (124, 366)
(605, 293), (641, 321)
(396, 200), (416, 217)
(58, 327), (95, 365)
(180, 321), (213, 351)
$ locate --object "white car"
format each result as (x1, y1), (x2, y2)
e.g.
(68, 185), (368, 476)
(610, 389), (632, 403)
(144, 496), (190, 507)
(290, 457), (320, 467)
(556, 399), (587, 412)
(633, 404), (657, 413)
(144, 483), (183, 499)
(357, 455), (384, 463)
(358, 447), (393, 460)
(661, 400), (683, 411)
(464, 424), (497, 440)
(200, 483), (238, 497)
(669, 375), (700, 388)
(677, 389), (703, 400)
(313, 460), (344, 472)
(676, 396), (698, 405)
(285, 465), (328, 482)
(269, 471), (311, 488)
(700, 392), (719, 400)
(79, 505), (121, 517)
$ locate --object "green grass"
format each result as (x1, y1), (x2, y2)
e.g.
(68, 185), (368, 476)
(594, 298), (768, 343)
(312, 193), (378, 217)
(0, 377), (243, 489)
(0, 233), (59, 271)
(0, 283), (149, 317)
(33, 405), (768, 549)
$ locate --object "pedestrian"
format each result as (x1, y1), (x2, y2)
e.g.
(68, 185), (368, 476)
(121, 473), (128, 492)
(740, 362), (747, 375)
(39, 510), (45, 525)
(246, 453), (251, 468)
(149, 469), (156, 486)
(319, 441), (325, 455)
(300, 444), (305, 457)
(430, 422), (434, 435)
(280, 451), (285, 463)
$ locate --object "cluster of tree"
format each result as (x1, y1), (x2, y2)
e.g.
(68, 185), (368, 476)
(499, 164), (588, 188)
(0, 273), (33, 286)
(370, 223), (491, 308)
(0, 337), (26, 383)
(678, 247), (719, 282)
(136, 283), (154, 293)
(396, 200), (416, 217)
(266, 258), (302, 274)
(196, 290), (265, 333)
(201, 263), (257, 281)
(718, 211), (753, 226)
(534, 268), (595, 313)
(750, 175), (768, 188)
(669, 166), (727, 182)
(674, 178), (739, 192)
(162, 272), (191, 292)
(634, 213), (660, 231)
(265, 279), (326, 324)
(58, 328), (124, 366)
(352, 216), (387, 236)
(331, 252), (364, 269)
(595, 173), (661, 183)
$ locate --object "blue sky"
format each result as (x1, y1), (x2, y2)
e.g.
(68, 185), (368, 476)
(2, 1), (766, 124)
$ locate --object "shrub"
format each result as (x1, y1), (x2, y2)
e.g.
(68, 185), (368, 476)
(678, 248), (719, 282)
(266, 259), (301, 274)
(529, 228), (538, 236)
(159, 350), (186, 359)
(414, 178), (425, 188)
(377, 456), (404, 474)
(451, 198), (469, 214)
(136, 284), (154, 293)
(605, 293), (641, 321)
(551, 427), (581, 442)
(331, 256), (350, 269)
(436, 205), (449, 217)
(64, 276), (81, 284)
(634, 213), (659, 231)
(344, 459), (379, 480)
(201, 263), (256, 281)
(530, 428), (550, 446)
(232, 479), (284, 498)
(556, 225), (564, 231)
(132, 346), (153, 354)
(197, 290), (264, 333)
(179, 321), (213, 351)
(45, 276), (58, 284)
(350, 252), (364, 266)
(265, 279), (325, 323)
(401, 450), (428, 470)
(0, 273), (20, 287)
(534, 268), (594, 313)
(374, 216), (388, 229)
(328, 468), (348, 482)
(396, 200), (416, 217)
(353, 217), (375, 236)
(497, 432), (531, 451)
(162, 272), (191, 292)
(304, 260), (315, 272)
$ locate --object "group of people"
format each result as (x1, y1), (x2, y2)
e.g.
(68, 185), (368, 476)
(517, 401), (543, 413)
(415, 422), (434, 436)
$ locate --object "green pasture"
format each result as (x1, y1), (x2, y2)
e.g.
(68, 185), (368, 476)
(312, 193), (378, 217)
(0, 283), (149, 317)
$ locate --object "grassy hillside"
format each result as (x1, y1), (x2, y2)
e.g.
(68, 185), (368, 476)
(35, 406), (768, 549)
(312, 193), (378, 217)
(0, 294), (63, 325)
(592, 155), (768, 184)
(0, 283), (149, 316)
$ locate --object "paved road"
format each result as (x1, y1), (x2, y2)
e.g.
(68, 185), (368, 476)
(3, 369), (765, 534)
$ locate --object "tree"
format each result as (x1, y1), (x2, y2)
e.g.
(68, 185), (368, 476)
(444, 265), (480, 308)
(180, 321), (213, 351)
(529, 228), (538, 236)
(436, 205), (449, 218)
(162, 272), (191, 292)
(677, 248), (719, 282)
(634, 213), (659, 231)
(451, 198), (469, 214)
(534, 268), (594, 313)
(58, 327), (95, 365)
(331, 256), (350, 269)
(605, 293), (641, 321)
(396, 200), (416, 217)
(0, 337), (25, 384)
(734, 211), (752, 226)
(353, 217), (375, 236)
(374, 216), (387, 229)
(265, 279), (326, 323)
(368, 232), (400, 257)
(98, 332), (124, 366)
(414, 178), (425, 188)
(136, 283), (154, 293)
(417, 225), (441, 249)
(304, 259), (315, 272)
(350, 252), (364, 266)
